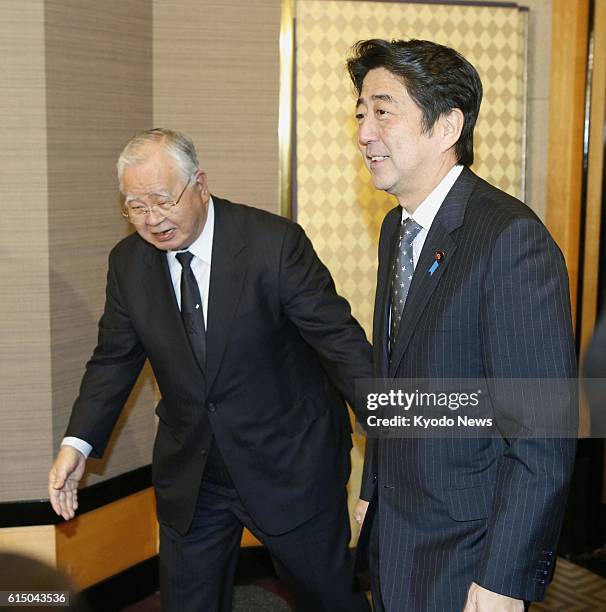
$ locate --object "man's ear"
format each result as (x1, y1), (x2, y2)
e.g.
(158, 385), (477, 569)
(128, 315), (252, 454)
(440, 108), (464, 153)
(194, 170), (209, 197)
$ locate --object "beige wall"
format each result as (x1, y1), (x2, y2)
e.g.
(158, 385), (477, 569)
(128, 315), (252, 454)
(153, 0), (281, 213)
(0, 0), (53, 501)
(45, 0), (157, 490)
(0, 0), (157, 502)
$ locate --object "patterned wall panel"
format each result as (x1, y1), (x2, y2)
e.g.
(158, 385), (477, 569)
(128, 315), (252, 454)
(296, 0), (527, 335)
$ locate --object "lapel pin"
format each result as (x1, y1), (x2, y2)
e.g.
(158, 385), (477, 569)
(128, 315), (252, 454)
(428, 251), (445, 276)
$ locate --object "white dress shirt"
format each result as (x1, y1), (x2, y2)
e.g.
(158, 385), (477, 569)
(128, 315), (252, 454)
(402, 164), (463, 267)
(62, 198), (216, 458)
(165, 196), (214, 325)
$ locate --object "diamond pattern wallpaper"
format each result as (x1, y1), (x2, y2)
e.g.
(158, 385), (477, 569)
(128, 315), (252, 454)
(296, 0), (527, 334)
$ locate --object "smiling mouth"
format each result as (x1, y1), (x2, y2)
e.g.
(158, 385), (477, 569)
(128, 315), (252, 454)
(368, 155), (389, 163)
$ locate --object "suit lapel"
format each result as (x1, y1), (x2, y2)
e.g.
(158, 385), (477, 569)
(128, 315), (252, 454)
(388, 167), (478, 377)
(374, 207), (401, 377)
(205, 197), (248, 394)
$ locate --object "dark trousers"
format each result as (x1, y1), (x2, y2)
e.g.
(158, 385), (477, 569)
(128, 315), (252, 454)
(368, 502), (386, 612)
(159, 479), (370, 612)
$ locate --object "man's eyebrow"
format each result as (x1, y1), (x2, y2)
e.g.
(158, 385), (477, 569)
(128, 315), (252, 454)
(125, 191), (170, 203)
(372, 94), (395, 103)
(356, 93), (395, 107)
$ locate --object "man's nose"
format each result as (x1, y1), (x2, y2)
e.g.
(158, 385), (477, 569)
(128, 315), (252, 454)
(358, 116), (377, 146)
(145, 207), (166, 225)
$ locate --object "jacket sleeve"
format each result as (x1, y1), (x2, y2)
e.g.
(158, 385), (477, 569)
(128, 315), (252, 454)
(278, 221), (373, 416)
(359, 437), (376, 500)
(65, 248), (147, 458)
(475, 216), (577, 601)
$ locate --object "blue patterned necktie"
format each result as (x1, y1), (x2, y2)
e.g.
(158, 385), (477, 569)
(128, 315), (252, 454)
(389, 217), (422, 353)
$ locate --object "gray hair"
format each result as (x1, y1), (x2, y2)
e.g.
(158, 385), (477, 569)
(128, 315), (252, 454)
(116, 128), (199, 191)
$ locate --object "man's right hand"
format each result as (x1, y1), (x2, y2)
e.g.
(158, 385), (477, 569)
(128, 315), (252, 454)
(48, 446), (87, 521)
(353, 499), (370, 527)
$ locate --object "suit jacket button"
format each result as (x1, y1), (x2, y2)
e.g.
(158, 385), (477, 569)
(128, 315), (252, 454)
(201, 449), (207, 456)
(208, 403), (216, 413)
(372, 475), (378, 483)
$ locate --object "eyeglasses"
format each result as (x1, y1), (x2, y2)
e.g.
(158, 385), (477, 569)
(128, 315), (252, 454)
(122, 177), (193, 224)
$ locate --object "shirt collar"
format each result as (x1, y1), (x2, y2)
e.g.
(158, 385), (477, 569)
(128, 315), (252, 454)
(401, 165), (464, 230)
(168, 195), (214, 264)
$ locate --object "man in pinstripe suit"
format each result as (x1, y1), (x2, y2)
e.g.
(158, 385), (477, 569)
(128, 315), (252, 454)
(348, 39), (577, 611)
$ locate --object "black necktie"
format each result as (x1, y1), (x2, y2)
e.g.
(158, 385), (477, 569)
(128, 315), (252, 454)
(176, 251), (206, 368)
(176, 252), (233, 485)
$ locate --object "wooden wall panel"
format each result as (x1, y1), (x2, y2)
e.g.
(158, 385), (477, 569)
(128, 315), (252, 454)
(579, 0), (606, 353)
(56, 489), (157, 589)
(0, 526), (57, 567)
(546, 0), (590, 324)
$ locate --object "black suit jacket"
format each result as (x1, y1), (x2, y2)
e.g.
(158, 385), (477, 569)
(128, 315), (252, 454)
(360, 168), (577, 610)
(66, 196), (372, 535)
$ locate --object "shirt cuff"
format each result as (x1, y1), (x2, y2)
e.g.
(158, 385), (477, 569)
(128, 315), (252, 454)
(61, 437), (93, 458)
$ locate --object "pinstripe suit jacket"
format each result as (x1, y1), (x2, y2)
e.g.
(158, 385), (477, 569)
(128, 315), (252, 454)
(361, 167), (577, 610)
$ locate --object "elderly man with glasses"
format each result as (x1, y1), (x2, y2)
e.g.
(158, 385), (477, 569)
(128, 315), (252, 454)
(48, 128), (371, 612)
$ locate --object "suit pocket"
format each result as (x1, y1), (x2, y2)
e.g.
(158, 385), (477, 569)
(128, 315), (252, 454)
(278, 396), (328, 438)
(154, 400), (183, 441)
(444, 483), (494, 521)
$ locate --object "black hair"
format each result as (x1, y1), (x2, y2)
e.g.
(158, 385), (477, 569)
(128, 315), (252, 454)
(347, 39), (483, 166)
